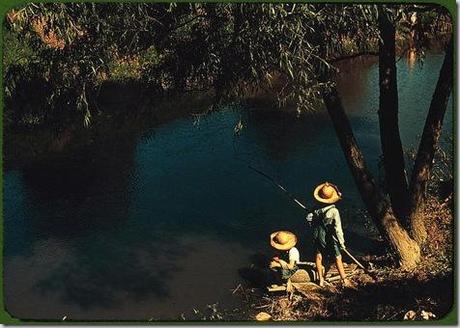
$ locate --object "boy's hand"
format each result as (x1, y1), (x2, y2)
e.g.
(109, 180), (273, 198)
(273, 256), (280, 262)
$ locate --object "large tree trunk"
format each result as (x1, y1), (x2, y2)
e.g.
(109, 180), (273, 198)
(408, 37), (453, 244)
(377, 7), (410, 222)
(322, 86), (420, 269)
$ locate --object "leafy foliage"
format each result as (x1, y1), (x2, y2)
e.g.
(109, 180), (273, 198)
(3, 3), (452, 127)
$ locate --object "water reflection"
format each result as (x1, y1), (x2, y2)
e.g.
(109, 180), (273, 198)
(4, 53), (453, 320)
(5, 234), (248, 320)
(7, 133), (139, 256)
(407, 50), (417, 71)
(335, 55), (378, 113)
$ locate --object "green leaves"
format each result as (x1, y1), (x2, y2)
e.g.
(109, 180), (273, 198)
(4, 3), (452, 128)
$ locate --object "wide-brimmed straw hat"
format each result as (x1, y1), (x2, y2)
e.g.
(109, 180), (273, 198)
(270, 231), (297, 251)
(313, 182), (342, 204)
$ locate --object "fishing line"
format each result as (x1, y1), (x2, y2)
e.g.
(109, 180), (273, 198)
(230, 113), (314, 217)
(231, 119), (366, 266)
(231, 116), (267, 171)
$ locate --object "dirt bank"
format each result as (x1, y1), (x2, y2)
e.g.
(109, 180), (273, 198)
(236, 196), (453, 322)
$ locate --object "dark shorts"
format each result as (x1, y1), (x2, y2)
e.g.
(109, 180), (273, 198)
(270, 266), (299, 281)
(281, 267), (298, 280)
(314, 239), (341, 259)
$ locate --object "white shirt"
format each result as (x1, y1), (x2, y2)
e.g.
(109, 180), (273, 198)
(288, 247), (300, 263)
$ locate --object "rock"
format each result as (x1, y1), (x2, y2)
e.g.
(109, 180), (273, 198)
(420, 310), (436, 320)
(403, 310), (416, 320)
(255, 312), (272, 321)
(404, 310), (436, 320)
(290, 269), (312, 283)
(292, 282), (322, 296)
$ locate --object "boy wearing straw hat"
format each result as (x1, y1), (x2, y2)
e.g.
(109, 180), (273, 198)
(269, 230), (300, 280)
(306, 182), (351, 287)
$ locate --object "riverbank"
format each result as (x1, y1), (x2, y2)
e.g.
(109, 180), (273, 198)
(237, 195), (453, 322)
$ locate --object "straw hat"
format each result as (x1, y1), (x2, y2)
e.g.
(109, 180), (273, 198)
(270, 231), (297, 250)
(313, 182), (342, 204)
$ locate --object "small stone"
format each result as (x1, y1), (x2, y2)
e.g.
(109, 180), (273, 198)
(403, 310), (416, 320)
(255, 312), (272, 321)
(421, 310), (436, 320)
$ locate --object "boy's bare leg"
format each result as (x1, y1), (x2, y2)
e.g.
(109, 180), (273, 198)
(336, 255), (352, 286)
(315, 252), (325, 286)
(335, 255), (347, 280)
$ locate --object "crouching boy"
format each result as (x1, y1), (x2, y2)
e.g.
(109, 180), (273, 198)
(269, 230), (300, 281)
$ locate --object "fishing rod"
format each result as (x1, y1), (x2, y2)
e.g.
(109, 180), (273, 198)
(248, 165), (366, 270)
(248, 165), (313, 212)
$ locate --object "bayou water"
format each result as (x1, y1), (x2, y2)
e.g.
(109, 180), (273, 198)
(4, 54), (453, 320)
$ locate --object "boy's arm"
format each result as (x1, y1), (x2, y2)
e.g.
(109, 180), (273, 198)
(277, 259), (292, 269)
(280, 259), (297, 270)
(330, 209), (346, 248)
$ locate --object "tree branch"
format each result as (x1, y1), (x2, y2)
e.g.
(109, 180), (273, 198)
(407, 35), (453, 243)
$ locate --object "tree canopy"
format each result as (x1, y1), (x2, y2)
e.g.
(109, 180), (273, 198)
(3, 3), (454, 269)
(4, 3), (451, 127)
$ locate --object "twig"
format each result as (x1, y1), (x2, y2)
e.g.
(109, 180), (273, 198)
(440, 194), (452, 208)
(254, 304), (271, 309)
(231, 283), (242, 295)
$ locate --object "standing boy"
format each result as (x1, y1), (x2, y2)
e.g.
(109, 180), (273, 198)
(307, 182), (351, 287)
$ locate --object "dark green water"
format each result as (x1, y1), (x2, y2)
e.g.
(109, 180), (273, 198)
(4, 54), (453, 320)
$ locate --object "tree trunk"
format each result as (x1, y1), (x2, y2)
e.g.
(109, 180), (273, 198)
(408, 37), (453, 244)
(322, 86), (420, 269)
(377, 8), (410, 223)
